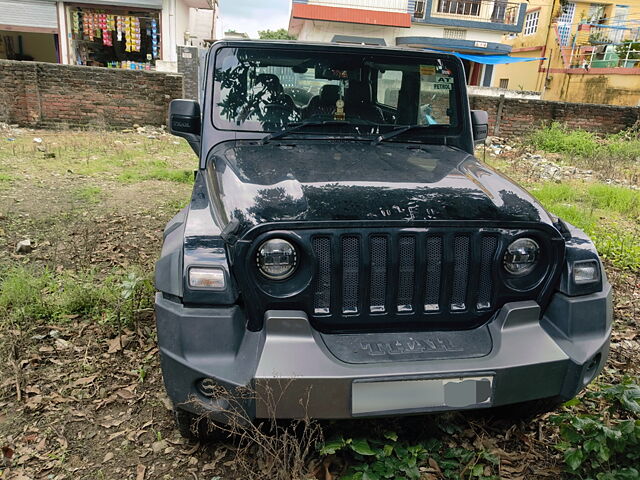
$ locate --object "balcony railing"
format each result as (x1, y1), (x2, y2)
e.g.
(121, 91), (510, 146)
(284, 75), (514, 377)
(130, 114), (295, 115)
(430, 0), (520, 26)
(567, 46), (640, 69)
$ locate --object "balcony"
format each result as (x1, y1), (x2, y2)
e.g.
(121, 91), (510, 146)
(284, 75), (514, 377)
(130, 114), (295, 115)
(429, 0), (520, 25)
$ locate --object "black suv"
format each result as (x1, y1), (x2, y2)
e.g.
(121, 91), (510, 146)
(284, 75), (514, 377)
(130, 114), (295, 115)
(156, 40), (611, 439)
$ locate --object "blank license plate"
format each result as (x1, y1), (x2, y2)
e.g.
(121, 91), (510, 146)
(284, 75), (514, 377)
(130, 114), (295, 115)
(352, 376), (493, 415)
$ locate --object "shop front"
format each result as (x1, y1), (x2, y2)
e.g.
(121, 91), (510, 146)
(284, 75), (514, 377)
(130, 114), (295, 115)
(65, 2), (161, 69)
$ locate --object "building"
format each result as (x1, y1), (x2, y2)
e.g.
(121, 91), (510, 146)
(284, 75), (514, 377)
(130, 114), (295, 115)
(492, 0), (640, 105)
(0, 0), (219, 70)
(288, 0), (530, 86)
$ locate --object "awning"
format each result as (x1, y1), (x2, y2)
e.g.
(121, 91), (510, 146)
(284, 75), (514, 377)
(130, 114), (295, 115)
(425, 49), (545, 65)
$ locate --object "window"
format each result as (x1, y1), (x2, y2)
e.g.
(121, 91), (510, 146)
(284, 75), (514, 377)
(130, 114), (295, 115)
(376, 70), (403, 108)
(443, 28), (467, 40)
(524, 10), (540, 36)
(414, 0), (426, 19)
(499, 78), (509, 89)
(437, 0), (481, 17)
(213, 47), (462, 134)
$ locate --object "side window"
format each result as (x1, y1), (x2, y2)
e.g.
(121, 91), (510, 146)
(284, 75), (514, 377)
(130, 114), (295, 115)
(376, 70), (402, 108)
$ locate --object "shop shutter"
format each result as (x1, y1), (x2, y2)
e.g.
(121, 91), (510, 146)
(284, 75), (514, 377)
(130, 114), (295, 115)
(0, 0), (58, 30)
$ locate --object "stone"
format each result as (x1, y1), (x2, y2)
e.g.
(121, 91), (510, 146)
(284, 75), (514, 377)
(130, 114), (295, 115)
(15, 239), (33, 254)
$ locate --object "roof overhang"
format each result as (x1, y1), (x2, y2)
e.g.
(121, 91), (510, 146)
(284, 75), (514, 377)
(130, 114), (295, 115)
(396, 36), (511, 55)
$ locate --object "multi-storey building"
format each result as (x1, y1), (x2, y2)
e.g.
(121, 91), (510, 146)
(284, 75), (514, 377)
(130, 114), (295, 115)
(288, 0), (529, 86)
(493, 0), (640, 105)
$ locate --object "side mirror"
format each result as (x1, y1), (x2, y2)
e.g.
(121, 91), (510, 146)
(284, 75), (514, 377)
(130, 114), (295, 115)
(471, 110), (489, 145)
(169, 99), (201, 155)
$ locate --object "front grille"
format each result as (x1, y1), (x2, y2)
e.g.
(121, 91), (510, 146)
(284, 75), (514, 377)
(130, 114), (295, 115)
(311, 231), (500, 326)
(234, 224), (565, 332)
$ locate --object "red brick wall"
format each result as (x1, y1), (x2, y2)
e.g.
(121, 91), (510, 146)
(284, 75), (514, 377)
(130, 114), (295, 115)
(469, 95), (640, 138)
(0, 60), (183, 128)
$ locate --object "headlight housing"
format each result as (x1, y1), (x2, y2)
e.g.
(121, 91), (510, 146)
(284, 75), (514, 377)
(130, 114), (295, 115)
(503, 238), (540, 276)
(256, 239), (298, 280)
(572, 259), (600, 284)
(188, 267), (226, 290)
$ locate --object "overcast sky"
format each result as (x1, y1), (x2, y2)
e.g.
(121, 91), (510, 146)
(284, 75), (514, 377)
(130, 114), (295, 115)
(219, 0), (291, 38)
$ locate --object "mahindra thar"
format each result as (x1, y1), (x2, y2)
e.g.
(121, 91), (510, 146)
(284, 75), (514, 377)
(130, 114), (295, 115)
(156, 40), (611, 440)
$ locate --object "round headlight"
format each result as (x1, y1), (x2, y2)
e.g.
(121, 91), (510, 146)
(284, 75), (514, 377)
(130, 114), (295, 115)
(256, 239), (297, 280)
(503, 238), (540, 276)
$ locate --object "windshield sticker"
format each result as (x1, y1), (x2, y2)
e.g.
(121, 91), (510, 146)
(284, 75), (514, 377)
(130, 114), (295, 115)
(420, 65), (436, 76)
(423, 75), (454, 90)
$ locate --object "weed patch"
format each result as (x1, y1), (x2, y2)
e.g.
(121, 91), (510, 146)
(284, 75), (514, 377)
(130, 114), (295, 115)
(531, 123), (640, 162)
(529, 182), (640, 270)
(74, 185), (102, 203)
(0, 266), (153, 328)
(552, 379), (640, 480)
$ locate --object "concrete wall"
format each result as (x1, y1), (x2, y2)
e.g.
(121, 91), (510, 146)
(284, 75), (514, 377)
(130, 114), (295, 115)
(0, 60), (183, 127)
(469, 95), (640, 137)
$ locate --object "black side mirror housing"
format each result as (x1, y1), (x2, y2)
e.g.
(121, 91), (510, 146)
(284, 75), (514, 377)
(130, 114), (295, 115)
(471, 110), (489, 145)
(169, 99), (201, 155)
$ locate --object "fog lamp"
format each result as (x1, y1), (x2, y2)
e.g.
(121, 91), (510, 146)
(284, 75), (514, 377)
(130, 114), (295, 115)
(573, 260), (600, 284)
(188, 267), (226, 290)
(503, 238), (540, 275)
(256, 238), (297, 279)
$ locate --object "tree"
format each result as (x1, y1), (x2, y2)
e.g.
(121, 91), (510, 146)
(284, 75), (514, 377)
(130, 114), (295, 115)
(258, 28), (296, 40)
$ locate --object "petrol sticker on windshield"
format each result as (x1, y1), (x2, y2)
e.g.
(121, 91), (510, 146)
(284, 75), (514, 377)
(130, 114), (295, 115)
(423, 75), (454, 90)
(420, 65), (436, 75)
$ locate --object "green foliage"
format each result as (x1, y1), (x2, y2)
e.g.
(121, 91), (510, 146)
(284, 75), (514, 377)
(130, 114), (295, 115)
(530, 182), (640, 270)
(552, 380), (640, 480)
(258, 28), (296, 40)
(74, 186), (102, 203)
(615, 41), (640, 63)
(530, 122), (640, 162)
(320, 433), (499, 480)
(0, 266), (153, 327)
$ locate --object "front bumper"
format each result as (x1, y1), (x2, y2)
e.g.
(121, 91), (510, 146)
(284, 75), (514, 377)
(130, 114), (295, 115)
(156, 284), (612, 421)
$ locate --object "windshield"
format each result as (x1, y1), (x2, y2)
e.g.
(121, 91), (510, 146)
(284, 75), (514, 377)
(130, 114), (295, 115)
(212, 46), (462, 140)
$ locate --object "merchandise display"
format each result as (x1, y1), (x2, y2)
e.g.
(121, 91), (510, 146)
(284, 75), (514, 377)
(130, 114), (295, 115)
(68, 6), (161, 68)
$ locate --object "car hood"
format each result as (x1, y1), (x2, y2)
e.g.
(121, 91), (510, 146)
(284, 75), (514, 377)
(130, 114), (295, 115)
(206, 141), (553, 232)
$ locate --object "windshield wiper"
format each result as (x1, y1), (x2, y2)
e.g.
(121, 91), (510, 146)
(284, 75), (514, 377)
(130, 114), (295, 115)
(261, 120), (359, 144)
(372, 125), (435, 145)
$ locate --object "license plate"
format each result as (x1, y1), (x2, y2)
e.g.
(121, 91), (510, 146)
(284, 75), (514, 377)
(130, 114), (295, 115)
(352, 376), (493, 415)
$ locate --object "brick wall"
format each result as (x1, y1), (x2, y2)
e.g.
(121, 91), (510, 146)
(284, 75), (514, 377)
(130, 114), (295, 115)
(0, 60), (184, 128)
(469, 95), (640, 138)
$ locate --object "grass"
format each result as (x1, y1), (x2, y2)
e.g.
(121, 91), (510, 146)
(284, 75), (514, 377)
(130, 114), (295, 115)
(74, 186), (102, 203)
(530, 122), (640, 161)
(530, 182), (640, 270)
(0, 266), (154, 328)
(0, 131), (196, 184)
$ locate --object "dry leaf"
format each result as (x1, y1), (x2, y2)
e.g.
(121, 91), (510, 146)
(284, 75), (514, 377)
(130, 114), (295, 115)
(136, 463), (146, 480)
(103, 452), (114, 462)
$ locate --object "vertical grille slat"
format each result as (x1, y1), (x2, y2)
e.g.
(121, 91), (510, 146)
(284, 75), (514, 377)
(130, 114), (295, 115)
(477, 236), (498, 310)
(451, 236), (470, 311)
(369, 236), (388, 313)
(342, 236), (360, 314)
(397, 236), (416, 312)
(312, 237), (331, 315)
(424, 236), (442, 312)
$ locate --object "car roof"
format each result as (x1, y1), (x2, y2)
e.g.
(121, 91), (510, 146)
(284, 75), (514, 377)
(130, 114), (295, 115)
(210, 39), (458, 61)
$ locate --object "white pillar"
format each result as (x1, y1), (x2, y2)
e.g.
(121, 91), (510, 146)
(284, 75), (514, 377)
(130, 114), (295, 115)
(57, 1), (70, 64)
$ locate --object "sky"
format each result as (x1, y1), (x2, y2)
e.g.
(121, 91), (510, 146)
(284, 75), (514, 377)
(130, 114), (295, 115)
(219, 0), (291, 38)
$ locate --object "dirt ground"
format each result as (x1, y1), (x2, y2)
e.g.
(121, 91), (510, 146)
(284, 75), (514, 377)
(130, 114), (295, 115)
(0, 127), (638, 480)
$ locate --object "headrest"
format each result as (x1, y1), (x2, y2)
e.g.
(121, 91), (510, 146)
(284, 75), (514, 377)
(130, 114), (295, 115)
(319, 84), (340, 104)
